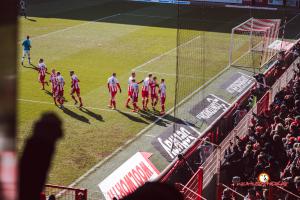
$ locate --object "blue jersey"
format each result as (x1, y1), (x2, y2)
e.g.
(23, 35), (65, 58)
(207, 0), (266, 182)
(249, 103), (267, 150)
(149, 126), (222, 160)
(22, 39), (31, 50)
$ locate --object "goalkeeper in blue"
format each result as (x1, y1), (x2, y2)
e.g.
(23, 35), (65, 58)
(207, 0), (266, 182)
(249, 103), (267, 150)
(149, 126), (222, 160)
(21, 35), (32, 66)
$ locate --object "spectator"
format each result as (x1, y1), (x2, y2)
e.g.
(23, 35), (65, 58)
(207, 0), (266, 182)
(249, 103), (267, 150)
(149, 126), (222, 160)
(19, 113), (63, 200)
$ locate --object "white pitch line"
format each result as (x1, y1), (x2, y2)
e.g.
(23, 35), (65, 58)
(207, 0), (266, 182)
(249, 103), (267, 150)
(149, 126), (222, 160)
(132, 33), (203, 71)
(18, 98), (137, 115)
(18, 13), (121, 42)
(136, 70), (211, 80)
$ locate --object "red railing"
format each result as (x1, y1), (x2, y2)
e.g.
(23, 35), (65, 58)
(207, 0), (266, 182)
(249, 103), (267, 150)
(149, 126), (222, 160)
(176, 167), (206, 200)
(41, 184), (87, 200)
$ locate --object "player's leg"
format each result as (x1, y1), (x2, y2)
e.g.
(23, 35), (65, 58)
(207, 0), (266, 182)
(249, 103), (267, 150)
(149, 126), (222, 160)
(145, 93), (149, 110)
(76, 90), (83, 107)
(125, 92), (131, 108)
(40, 75), (45, 90)
(108, 92), (113, 108)
(142, 91), (145, 110)
(132, 95), (139, 112)
(160, 96), (165, 115)
(27, 51), (31, 64)
(53, 88), (58, 106)
(21, 50), (26, 65)
(70, 88), (78, 105)
(111, 92), (116, 109)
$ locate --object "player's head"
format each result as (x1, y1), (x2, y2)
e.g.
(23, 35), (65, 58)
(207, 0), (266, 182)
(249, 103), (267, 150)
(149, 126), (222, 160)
(131, 71), (136, 77)
(70, 71), (74, 76)
(148, 73), (152, 78)
(112, 73), (116, 77)
(51, 69), (56, 74)
(132, 79), (136, 83)
(57, 71), (61, 76)
(161, 79), (165, 83)
(153, 76), (157, 81)
(27, 35), (30, 40)
(39, 58), (44, 63)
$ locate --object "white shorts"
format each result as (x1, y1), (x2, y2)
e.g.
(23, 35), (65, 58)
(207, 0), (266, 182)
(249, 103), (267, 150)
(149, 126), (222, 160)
(23, 50), (30, 57)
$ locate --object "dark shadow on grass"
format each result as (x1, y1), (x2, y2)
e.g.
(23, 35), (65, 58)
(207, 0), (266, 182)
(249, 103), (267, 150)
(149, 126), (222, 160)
(61, 107), (90, 124)
(116, 110), (149, 125)
(79, 107), (104, 122)
(25, 17), (37, 22)
(44, 89), (53, 97)
(22, 64), (37, 71)
(138, 110), (169, 127)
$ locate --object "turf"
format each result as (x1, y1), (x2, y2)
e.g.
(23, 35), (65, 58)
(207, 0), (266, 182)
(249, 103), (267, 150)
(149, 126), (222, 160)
(17, 0), (300, 186)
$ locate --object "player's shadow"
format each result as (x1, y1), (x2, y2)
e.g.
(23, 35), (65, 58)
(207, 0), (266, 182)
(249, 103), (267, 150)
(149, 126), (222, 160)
(61, 107), (90, 124)
(116, 110), (149, 125)
(22, 63), (37, 71)
(25, 17), (37, 22)
(138, 110), (169, 127)
(44, 90), (52, 97)
(79, 107), (104, 122)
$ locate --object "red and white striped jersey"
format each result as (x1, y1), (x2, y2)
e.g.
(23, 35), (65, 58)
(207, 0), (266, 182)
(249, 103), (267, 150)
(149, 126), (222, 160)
(38, 63), (47, 76)
(142, 77), (150, 92)
(56, 75), (65, 92)
(128, 76), (134, 93)
(50, 73), (57, 89)
(150, 79), (158, 95)
(71, 74), (80, 90)
(107, 76), (119, 93)
(159, 83), (166, 97)
(131, 82), (139, 97)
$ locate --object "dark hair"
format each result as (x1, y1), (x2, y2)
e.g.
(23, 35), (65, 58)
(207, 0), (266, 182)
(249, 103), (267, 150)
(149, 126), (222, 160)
(27, 35), (30, 39)
(48, 194), (56, 200)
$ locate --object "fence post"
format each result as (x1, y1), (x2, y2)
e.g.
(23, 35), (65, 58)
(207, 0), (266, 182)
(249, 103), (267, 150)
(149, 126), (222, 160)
(216, 146), (221, 200)
(197, 167), (204, 200)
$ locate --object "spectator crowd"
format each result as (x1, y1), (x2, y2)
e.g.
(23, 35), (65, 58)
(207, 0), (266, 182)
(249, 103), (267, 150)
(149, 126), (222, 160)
(222, 44), (300, 199)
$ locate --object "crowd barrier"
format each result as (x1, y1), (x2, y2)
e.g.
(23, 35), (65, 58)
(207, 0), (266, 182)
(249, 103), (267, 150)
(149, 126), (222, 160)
(176, 167), (206, 200)
(40, 184), (87, 200)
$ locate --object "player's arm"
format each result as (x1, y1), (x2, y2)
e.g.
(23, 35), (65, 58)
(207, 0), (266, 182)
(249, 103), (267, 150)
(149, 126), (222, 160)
(137, 80), (143, 84)
(117, 83), (121, 93)
(107, 82), (110, 92)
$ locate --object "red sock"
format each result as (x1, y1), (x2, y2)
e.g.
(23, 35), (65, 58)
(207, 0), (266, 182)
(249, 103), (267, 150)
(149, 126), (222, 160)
(79, 97), (82, 105)
(113, 101), (116, 108)
(126, 97), (131, 106)
(146, 99), (149, 108)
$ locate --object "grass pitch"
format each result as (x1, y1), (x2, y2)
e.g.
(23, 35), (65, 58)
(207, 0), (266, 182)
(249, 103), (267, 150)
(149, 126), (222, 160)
(17, 0), (299, 186)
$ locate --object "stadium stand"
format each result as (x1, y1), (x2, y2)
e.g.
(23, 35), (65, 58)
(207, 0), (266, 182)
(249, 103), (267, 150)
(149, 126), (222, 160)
(159, 39), (300, 200)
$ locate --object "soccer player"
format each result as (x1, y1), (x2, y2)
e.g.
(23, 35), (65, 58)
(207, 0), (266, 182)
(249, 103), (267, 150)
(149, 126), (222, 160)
(141, 74), (152, 111)
(56, 72), (65, 108)
(19, 0), (27, 18)
(150, 76), (159, 110)
(159, 79), (166, 115)
(107, 73), (122, 110)
(37, 58), (48, 90)
(21, 36), (31, 65)
(49, 69), (58, 106)
(70, 71), (83, 107)
(126, 71), (136, 108)
(130, 79), (140, 112)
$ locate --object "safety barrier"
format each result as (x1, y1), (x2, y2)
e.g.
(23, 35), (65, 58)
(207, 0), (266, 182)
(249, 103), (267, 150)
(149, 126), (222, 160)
(41, 184), (87, 200)
(176, 167), (206, 200)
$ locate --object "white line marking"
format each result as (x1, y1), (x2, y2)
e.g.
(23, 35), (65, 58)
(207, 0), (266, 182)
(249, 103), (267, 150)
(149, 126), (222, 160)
(123, 13), (173, 19)
(18, 98), (137, 115)
(132, 33), (203, 71)
(18, 13), (121, 42)
(136, 70), (210, 79)
(144, 134), (156, 138)
(225, 5), (278, 10)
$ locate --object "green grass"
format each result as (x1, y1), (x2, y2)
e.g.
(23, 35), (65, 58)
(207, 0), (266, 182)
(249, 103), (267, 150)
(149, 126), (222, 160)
(17, 0), (298, 186)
